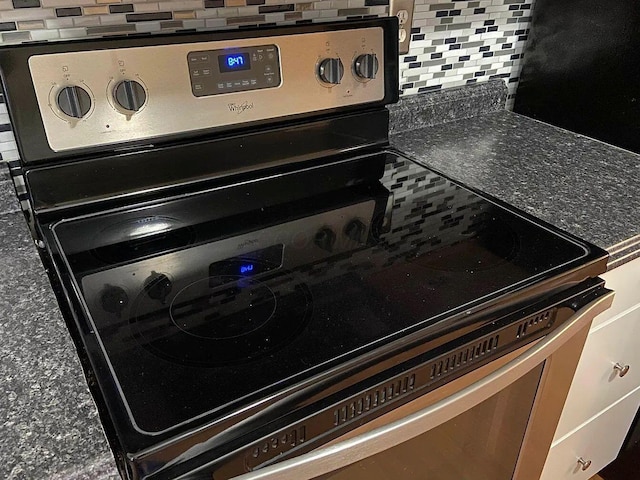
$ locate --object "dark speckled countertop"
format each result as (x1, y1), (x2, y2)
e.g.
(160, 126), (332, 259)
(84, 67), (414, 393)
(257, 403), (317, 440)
(389, 108), (640, 268)
(0, 80), (639, 479)
(0, 172), (119, 479)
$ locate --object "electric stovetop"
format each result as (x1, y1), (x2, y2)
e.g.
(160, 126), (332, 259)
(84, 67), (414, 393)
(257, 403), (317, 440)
(50, 151), (600, 437)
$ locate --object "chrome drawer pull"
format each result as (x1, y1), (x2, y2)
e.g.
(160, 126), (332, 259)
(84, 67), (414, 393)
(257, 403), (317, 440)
(577, 457), (592, 471)
(614, 363), (630, 377)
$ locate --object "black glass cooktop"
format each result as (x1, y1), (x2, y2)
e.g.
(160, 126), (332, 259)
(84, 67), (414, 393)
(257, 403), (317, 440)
(53, 151), (594, 434)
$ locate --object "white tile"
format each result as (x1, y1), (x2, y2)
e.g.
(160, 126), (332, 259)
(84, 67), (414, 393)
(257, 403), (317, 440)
(0, 8), (56, 21)
(158, 0), (202, 10)
(0, 149), (19, 161)
(45, 18), (74, 29)
(29, 28), (61, 40)
(99, 13), (127, 24)
(41, 0), (96, 6)
(0, 131), (14, 143)
(73, 15), (101, 26)
(58, 27), (87, 38)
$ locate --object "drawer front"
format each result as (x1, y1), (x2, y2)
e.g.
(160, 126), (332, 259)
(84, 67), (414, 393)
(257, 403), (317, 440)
(540, 387), (640, 480)
(555, 304), (640, 439)
(594, 256), (640, 329)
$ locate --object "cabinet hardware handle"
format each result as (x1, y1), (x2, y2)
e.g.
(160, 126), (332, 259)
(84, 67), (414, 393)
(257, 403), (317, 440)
(577, 457), (592, 471)
(613, 363), (630, 377)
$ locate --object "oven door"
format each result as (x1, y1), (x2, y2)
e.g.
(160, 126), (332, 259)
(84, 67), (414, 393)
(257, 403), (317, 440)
(230, 292), (614, 480)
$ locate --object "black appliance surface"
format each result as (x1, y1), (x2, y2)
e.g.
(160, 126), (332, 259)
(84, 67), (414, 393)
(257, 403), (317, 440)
(52, 150), (594, 433)
(41, 150), (608, 479)
(514, 0), (640, 154)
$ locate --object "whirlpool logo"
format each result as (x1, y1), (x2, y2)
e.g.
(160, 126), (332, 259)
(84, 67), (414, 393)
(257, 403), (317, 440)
(227, 101), (254, 115)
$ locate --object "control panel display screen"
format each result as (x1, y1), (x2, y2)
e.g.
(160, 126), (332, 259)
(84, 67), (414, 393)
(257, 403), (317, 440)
(218, 53), (251, 73)
(188, 44), (280, 97)
(209, 244), (284, 284)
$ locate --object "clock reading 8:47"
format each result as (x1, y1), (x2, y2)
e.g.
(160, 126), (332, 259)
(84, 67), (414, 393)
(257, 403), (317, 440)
(218, 53), (252, 73)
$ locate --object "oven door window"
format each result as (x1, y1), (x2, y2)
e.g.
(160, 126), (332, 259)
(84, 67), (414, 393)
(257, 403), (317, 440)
(315, 363), (545, 480)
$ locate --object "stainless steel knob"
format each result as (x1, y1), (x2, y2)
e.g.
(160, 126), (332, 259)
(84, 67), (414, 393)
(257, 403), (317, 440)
(57, 86), (92, 118)
(614, 362), (630, 377)
(314, 227), (336, 252)
(114, 80), (147, 112)
(318, 58), (344, 85)
(577, 457), (591, 471)
(354, 54), (379, 80)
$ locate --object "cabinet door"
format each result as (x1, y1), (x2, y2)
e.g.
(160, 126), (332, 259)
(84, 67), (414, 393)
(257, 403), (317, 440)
(555, 304), (640, 439)
(541, 386), (640, 480)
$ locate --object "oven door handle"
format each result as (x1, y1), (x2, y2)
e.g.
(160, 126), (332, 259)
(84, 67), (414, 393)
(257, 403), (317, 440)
(231, 292), (614, 480)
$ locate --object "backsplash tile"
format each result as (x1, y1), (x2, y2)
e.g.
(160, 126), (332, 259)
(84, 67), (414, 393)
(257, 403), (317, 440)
(401, 0), (534, 108)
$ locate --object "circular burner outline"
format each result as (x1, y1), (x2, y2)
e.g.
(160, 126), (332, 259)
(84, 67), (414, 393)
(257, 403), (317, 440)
(168, 275), (278, 340)
(128, 268), (313, 367)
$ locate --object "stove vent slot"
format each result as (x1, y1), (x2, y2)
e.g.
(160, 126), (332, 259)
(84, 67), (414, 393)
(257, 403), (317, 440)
(429, 334), (500, 380)
(516, 310), (552, 339)
(333, 374), (416, 426)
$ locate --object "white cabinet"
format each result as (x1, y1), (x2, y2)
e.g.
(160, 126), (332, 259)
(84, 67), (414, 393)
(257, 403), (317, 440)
(541, 387), (640, 480)
(592, 256), (640, 329)
(541, 256), (640, 478)
(554, 302), (640, 440)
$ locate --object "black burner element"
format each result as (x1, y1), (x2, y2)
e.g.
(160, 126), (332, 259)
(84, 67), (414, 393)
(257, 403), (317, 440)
(130, 271), (312, 367)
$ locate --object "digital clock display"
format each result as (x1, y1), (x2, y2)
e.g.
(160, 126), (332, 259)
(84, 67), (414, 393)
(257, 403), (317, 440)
(218, 53), (251, 73)
(209, 244), (284, 286)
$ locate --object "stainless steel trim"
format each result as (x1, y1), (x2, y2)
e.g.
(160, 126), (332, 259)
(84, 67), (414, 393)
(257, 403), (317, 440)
(230, 292), (615, 480)
(28, 27), (385, 152)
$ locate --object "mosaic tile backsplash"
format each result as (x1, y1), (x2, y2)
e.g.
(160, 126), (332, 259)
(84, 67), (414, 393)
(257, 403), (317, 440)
(0, 0), (534, 168)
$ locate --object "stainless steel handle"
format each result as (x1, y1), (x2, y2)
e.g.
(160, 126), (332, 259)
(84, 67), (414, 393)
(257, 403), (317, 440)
(614, 362), (630, 377)
(232, 292), (614, 480)
(577, 457), (592, 471)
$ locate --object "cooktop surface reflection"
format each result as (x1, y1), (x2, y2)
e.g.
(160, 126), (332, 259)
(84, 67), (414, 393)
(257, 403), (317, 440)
(53, 151), (590, 434)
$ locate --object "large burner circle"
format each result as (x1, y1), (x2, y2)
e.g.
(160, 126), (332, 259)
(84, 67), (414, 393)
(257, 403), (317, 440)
(130, 271), (312, 367)
(169, 276), (277, 340)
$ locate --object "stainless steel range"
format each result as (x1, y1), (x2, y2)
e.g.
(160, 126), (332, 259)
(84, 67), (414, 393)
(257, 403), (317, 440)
(0, 18), (613, 480)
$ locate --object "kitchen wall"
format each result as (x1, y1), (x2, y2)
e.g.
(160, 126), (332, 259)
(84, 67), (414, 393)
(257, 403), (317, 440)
(0, 0), (534, 166)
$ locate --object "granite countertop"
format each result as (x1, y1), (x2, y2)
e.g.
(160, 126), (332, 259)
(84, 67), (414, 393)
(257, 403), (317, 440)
(0, 174), (119, 480)
(389, 109), (640, 268)
(1, 81), (639, 479)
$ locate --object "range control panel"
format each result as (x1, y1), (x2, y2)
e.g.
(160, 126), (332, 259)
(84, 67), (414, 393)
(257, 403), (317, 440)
(26, 25), (387, 152)
(188, 45), (281, 96)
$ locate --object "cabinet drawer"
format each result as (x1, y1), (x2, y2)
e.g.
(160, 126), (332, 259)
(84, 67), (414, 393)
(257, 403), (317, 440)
(555, 304), (640, 439)
(540, 387), (640, 480)
(594, 256), (640, 329)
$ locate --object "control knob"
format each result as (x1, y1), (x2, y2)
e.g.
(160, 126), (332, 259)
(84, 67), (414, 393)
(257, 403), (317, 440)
(100, 285), (129, 317)
(354, 54), (379, 80)
(345, 219), (367, 243)
(57, 86), (92, 118)
(114, 80), (147, 112)
(318, 58), (344, 85)
(315, 227), (336, 252)
(144, 272), (172, 303)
